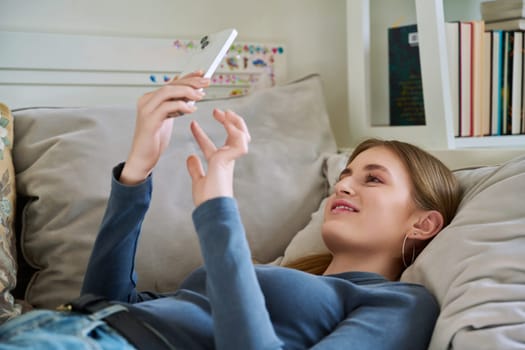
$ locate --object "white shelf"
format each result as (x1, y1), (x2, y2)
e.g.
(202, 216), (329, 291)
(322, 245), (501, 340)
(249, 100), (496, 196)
(418, 0), (525, 149)
(346, 0), (525, 150)
(454, 134), (525, 148)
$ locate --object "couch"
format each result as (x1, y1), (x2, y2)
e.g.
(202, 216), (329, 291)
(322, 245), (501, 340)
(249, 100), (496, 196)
(1, 74), (524, 349)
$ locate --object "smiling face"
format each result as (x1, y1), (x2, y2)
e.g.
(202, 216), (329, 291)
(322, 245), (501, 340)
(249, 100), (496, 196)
(322, 146), (420, 258)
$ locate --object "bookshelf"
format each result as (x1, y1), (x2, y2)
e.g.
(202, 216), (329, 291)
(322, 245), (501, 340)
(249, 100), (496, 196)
(346, 0), (525, 150)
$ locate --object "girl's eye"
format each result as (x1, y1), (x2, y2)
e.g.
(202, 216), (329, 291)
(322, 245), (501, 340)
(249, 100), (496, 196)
(338, 168), (350, 181)
(366, 174), (382, 184)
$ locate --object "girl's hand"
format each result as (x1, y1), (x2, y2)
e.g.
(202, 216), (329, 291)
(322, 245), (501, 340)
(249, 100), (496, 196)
(186, 109), (251, 207)
(120, 72), (210, 185)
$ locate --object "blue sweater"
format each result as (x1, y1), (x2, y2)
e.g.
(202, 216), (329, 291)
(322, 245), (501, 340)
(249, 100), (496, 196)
(82, 165), (439, 350)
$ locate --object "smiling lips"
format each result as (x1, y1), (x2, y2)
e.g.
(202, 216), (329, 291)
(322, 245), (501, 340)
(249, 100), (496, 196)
(331, 199), (359, 213)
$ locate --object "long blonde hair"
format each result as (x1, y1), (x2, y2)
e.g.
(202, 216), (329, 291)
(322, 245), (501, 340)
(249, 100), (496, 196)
(285, 138), (462, 275)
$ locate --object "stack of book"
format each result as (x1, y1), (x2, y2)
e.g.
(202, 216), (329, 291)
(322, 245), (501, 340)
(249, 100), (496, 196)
(482, 0), (525, 30)
(446, 20), (525, 137)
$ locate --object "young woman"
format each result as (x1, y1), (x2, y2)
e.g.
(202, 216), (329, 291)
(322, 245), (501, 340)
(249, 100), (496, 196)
(0, 73), (461, 349)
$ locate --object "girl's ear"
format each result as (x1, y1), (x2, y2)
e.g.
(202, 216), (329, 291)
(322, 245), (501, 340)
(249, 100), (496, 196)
(411, 210), (444, 240)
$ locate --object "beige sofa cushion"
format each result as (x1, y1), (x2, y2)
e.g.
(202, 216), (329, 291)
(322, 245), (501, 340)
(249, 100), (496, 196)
(401, 155), (525, 349)
(13, 74), (337, 309)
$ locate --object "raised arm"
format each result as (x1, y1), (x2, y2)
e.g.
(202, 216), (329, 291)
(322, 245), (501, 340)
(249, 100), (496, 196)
(120, 72), (209, 185)
(187, 111), (283, 349)
(81, 73), (209, 302)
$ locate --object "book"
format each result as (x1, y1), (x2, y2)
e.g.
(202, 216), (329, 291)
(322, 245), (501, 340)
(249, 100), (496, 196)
(481, 31), (492, 136)
(502, 31), (515, 134)
(444, 21), (525, 137)
(471, 21), (485, 136)
(520, 39), (525, 134)
(388, 24), (425, 126)
(511, 31), (523, 134)
(459, 21), (473, 137)
(446, 22), (460, 137)
(481, 0), (525, 22)
(491, 30), (504, 135)
(485, 18), (525, 30)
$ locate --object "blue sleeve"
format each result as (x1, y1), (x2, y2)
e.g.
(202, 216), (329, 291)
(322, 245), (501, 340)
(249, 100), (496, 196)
(81, 163), (153, 303)
(192, 197), (284, 350)
(310, 285), (438, 350)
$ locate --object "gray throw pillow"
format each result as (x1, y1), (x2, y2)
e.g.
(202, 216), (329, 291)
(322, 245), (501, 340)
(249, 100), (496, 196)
(13, 74), (337, 308)
(401, 155), (525, 350)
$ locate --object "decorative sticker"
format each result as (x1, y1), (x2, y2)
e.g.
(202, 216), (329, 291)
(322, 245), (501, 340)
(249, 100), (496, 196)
(148, 38), (285, 98)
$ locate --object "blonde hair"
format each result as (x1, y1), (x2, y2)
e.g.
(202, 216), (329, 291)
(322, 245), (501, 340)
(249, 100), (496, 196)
(285, 138), (462, 275)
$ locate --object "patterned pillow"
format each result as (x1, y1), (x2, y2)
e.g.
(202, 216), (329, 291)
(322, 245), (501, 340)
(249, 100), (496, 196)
(0, 103), (21, 323)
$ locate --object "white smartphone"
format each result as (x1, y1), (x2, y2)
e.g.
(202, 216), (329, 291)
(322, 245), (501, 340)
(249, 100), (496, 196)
(177, 28), (237, 106)
(179, 28), (238, 79)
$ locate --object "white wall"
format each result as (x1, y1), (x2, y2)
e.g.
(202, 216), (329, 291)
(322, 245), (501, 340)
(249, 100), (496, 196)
(0, 0), (350, 147)
(369, 0), (417, 126)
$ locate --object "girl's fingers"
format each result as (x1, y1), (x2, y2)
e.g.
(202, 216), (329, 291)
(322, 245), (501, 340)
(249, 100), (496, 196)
(180, 70), (205, 80)
(225, 110), (251, 142)
(142, 85), (205, 120)
(224, 122), (250, 155)
(167, 70), (204, 84)
(140, 79), (201, 110)
(155, 100), (197, 119)
(190, 120), (217, 159)
(212, 108), (227, 124)
(186, 154), (205, 181)
(139, 73), (209, 113)
(170, 74), (210, 89)
(137, 90), (155, 109)
(215, 109), (249, 132)
(216, 109), (252, 144)
(189, 109), (251, 163)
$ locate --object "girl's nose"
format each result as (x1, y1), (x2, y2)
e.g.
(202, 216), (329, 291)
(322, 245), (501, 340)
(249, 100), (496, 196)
(335, 178), (356, 196)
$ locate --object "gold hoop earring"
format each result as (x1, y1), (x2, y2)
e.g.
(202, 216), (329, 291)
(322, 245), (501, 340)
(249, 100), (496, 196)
(402, 234), (416, 268)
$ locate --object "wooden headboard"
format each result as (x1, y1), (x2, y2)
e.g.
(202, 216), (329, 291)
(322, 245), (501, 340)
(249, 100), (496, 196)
(0, 30), (286, 109)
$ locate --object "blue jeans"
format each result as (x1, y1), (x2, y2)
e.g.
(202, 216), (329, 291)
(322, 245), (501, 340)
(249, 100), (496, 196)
(0, 305), (135, 349)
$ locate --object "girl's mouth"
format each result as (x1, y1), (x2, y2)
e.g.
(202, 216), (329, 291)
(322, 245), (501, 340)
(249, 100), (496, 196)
(331, 199), (359, 213)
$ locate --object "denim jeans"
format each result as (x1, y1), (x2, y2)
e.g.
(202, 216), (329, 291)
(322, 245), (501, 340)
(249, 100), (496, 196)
(0, 305), (135, 349)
